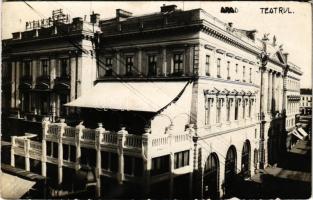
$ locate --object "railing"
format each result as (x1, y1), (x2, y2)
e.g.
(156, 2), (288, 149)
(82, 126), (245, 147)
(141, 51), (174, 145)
(151, 135), (169, 147)
(174, 133), (190, 143)
(102, 131), (118, 144)
(81, 128), (96, 141)
(48, 124), (59, 136)
(15, 138), (25, 148)
(63, 127), (76, 138)
(30, 140), (42, 151)
(124, 134), (142, 148)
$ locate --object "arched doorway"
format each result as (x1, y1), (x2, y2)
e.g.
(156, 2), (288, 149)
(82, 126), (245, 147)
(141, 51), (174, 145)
(254, 149), (259, 172)
(224, 146), (237, 196)
(203, 153), (219, 199)
(241, 140), (251, 178)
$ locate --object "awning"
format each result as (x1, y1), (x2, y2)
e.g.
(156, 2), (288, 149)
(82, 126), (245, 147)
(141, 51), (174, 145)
(65, 81), (191, 112)
(297, 128), (308, 138)
(292, 129), (304, 140)
(0, 172), (36, 199)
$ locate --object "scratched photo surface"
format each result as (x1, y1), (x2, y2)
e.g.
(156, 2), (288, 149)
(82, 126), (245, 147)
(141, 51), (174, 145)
(1, 1), (312, 199)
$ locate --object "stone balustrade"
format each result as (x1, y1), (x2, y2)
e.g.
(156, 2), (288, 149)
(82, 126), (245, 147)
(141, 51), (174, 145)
(10, 118), (195, 197)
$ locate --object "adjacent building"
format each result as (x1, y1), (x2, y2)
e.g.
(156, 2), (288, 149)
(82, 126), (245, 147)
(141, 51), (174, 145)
(2, 9), (98, 139)
(300, 88), (312, 115)
(3, 5), (303, 199)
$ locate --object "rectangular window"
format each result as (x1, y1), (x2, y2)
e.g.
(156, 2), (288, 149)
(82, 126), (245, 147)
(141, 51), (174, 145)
(226, 99), (230, 121)
(59, 93), (69, 117)
(248, 100), (252, 118)
(205, 98), (211, 125)
(235, 99), (239, 120)
(217, 58), (221, 78)
(151, 155), (170, 176)
(41, 59), (49, 77)
(227, 61), (230, 79)
(216, 99), (222, 123)
(235, 64), (238, 74)
(249, 68), (252, 83)
(173, 54), (183, 74)
(148, 55), (157, 76)
(243, 99), (246, 119)
(23, 60), (31, 77)
(126, 56), (133, 76)
(205, 55), (210, 76)
(60, 58), (70, 77)
(174, 150), (189, 169)
(105, 57), (113, 76)
(243, 66), (246, 82)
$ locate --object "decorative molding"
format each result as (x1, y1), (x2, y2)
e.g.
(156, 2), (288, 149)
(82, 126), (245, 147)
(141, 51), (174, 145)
(204, 44), (216, 51)
(242, 58), (249, 63)
(235, 56), (242, 60)
(216, 49), (226, 54)
(249, 61), (255, 65)
(226, 53), (234, 58)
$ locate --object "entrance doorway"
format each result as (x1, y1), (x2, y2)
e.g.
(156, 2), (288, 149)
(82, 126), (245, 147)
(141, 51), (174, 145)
(203, 153), (219, 199)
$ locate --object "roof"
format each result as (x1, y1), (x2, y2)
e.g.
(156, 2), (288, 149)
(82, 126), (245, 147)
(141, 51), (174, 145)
(65, 81), (191, 112)
(0, 172), (36, 199)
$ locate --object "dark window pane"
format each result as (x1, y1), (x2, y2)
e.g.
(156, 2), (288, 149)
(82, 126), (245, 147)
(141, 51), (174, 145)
(111, 153), (118, 173)
(124, 155), (132, 175)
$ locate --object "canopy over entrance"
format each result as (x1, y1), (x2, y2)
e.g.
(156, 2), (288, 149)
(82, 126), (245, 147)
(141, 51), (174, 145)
(65, 81), (191, 112)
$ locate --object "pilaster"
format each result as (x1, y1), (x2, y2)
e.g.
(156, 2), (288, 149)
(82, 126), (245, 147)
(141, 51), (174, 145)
(95, 123), (105, 197)
(117, 127), (127, 184)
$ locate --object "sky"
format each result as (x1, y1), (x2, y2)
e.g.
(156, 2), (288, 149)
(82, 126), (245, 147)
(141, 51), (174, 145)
(2, 1), (312, 88)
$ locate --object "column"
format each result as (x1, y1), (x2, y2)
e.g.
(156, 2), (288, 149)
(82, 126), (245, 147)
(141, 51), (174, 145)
(50, 56), (56, 88)
(16, 61), (20, 109)
(142, 128), (152, 196)
(41, 118), (50, 177)
(272, 72), (276, 112)
(11, 61), (16, 108)
(32, 59), (37, 88)
(11, 136), (16, 167)
(24, 138), (30, 171)
(162, 47), (167, 76)
(263, 70), (268, 115)
(268, 70), (272, 113)
(187, 124), (195, 199)
(95, 123), (105, 197)
(137, 48), (142, 76)
(57, 119), (66, 185)
(75, 123), (84, 171)
(70, 56), (76, 101)
(168, 126), (174, 199)
(117, 127), (127, 184)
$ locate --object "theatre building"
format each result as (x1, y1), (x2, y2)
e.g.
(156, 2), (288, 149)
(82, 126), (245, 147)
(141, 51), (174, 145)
(6, 5), (302, 199)
(1, 9), (98, 139)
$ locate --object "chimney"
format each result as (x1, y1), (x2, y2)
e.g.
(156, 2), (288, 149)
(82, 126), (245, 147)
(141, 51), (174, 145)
(161, 4), (177, 13)
(90, 12), (100, 24)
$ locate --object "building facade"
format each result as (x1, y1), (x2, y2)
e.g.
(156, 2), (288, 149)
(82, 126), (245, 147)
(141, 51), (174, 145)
(4, 5), (302, 199)
(300, 88), (312, 115)
(2, 9), (98, 139)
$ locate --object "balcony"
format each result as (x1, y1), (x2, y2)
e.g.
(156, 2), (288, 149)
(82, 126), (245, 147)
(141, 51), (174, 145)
(54, 76), (70, 90)
(35, 76), (50, 90)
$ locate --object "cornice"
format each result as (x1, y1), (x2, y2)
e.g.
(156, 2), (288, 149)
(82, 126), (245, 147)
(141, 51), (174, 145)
(201, 20), (262, 56)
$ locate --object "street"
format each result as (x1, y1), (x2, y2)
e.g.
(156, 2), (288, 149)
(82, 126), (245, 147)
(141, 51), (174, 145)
(232, 139), (311, 199)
